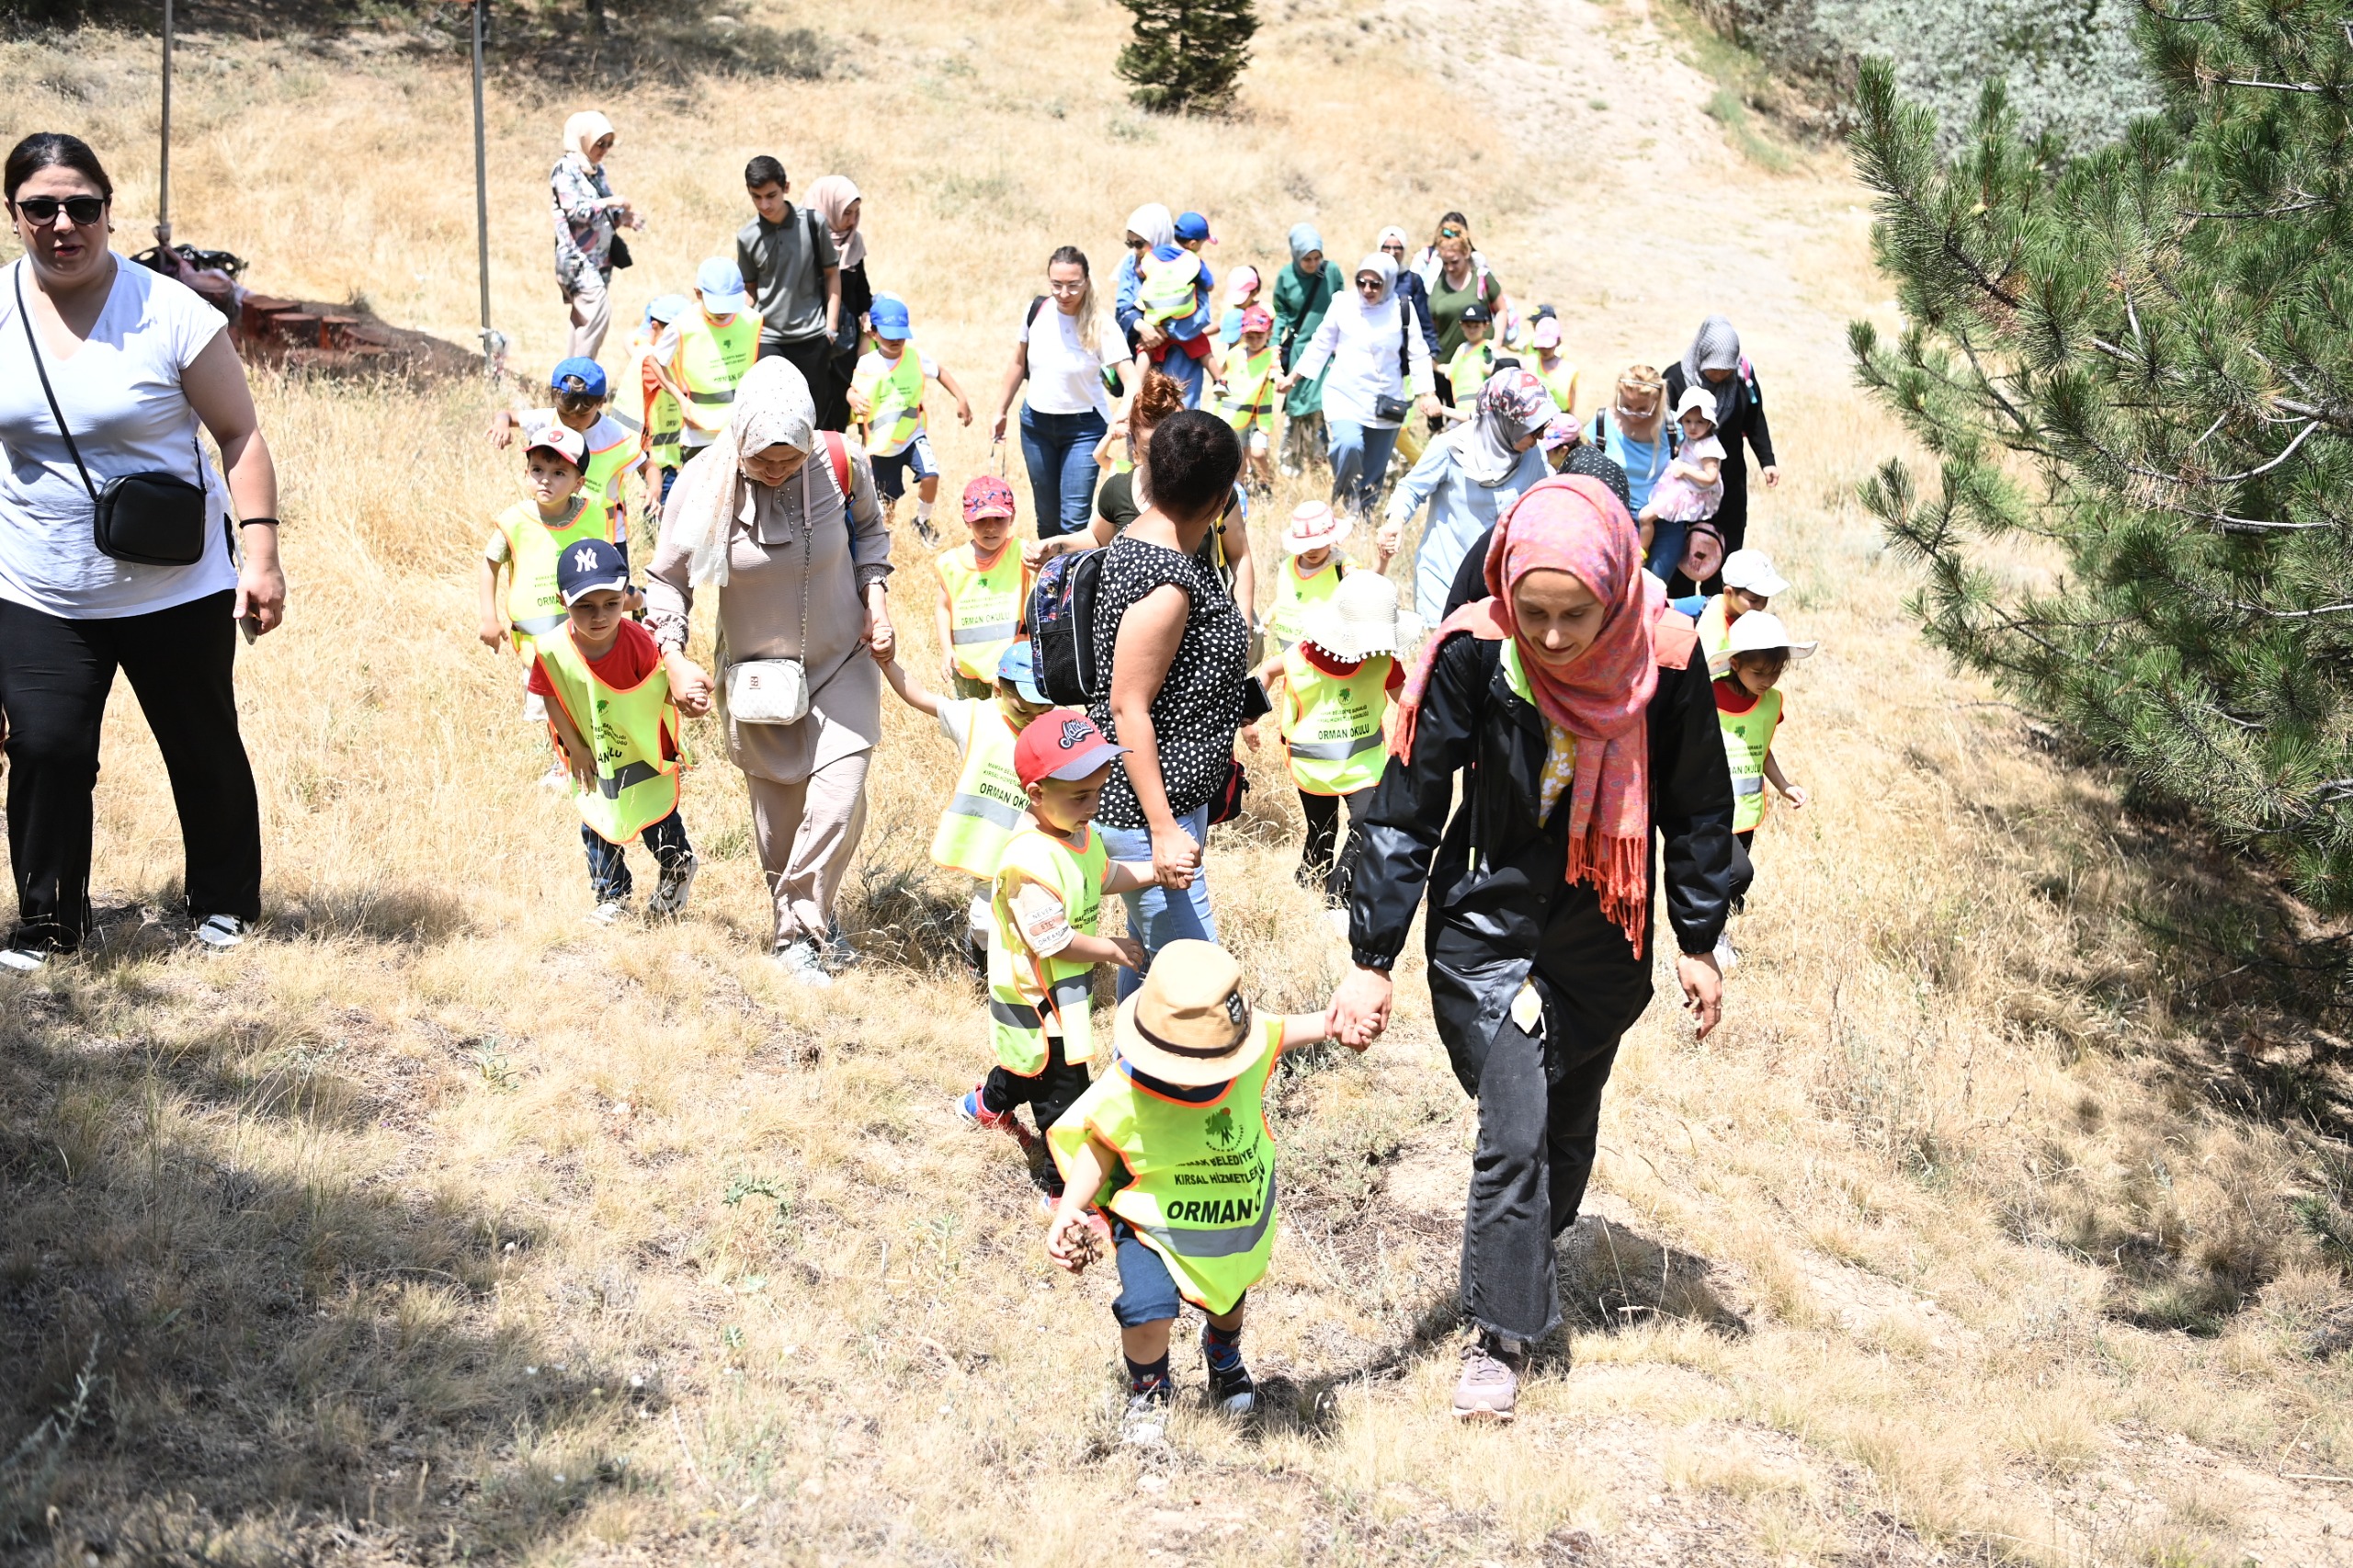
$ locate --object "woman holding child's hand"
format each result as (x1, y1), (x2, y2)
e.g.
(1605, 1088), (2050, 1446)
(1338, 475), (1735, 1422)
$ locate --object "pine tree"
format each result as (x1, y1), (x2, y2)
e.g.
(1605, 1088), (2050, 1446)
(1849, 3), (2353, 910)
(1116, 0), (1257, 115)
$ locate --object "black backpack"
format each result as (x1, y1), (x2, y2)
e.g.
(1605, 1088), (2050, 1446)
(1028, 548), (1108, 706)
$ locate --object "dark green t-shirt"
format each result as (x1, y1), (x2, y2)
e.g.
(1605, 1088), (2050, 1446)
(1427, 264), (1505, 361)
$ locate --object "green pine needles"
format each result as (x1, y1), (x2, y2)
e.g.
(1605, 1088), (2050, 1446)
(1850, 3), (2353, 910)
(1116, 0), (1258, 114)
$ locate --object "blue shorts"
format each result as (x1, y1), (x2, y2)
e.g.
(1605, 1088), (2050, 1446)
(1109, 1219), (1246, 1327)
(868, 434), (938, 502)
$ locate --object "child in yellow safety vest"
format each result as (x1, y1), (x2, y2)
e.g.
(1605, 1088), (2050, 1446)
(1674, 547), (1787, 678)
(629, 293), (690, 507)
(1258, 500), (1396, 653)
(877, 634), (1055, 968)
(933, 476), (1031, 700)
(528, 540), (710, 924)
(1712, 609), (1815, 971)
(1445, 302), (1499, 412)
(485, 358), (647, 530)
(1210, 305), (1279, 494)
(850, 295), (973, 548)
(959, 710), (1188, 1188)
(1527, 312), (1580, 418)
(1254, 569), (1404, 920)
(666, 259), (760, 463)
(1046, 940), (1353, 1443)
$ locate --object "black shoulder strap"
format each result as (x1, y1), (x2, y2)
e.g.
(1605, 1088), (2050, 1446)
(15, 263), (98, 502)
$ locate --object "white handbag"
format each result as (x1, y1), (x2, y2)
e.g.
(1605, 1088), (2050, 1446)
(724, 460), (817, 725)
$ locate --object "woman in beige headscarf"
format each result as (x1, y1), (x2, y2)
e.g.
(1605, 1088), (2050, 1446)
(550, 109), (643, 358)
(645, 358), (896, 986)
(804, 175), (870, 408)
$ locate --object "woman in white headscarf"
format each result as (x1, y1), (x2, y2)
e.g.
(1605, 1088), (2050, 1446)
(549, 110), (642, 358)
(806, 176), (870, 392)
(644, 358), (895, 986)
(1279, 252), (1436, 517)
(1113, 202), (1176, 355)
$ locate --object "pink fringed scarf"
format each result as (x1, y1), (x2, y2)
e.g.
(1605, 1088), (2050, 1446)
(1392, 475), (1663, 953)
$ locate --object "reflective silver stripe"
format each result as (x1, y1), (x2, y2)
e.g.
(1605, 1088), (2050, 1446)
(950, 621), (1017, 646)
(1732, 776), (1764, 796)
(990, 998), (1040, 1029)
(1049, 972), (1093, 1007)
(513, 613), (566, 636)
(1142, 1172), (1278, 1258)
(688, 389), (736, 406)
(597, 760), (665, 799)
(1289, 730), (1384, 761)
(947, 790), (1026, 830)
(606, 408), (643, 434)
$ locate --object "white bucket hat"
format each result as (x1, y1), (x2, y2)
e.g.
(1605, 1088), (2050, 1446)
(1301, 570), (1400, 662)
(1723, 609), (1817, 660)
(1719, 548), (1789, 597)
(1281, 500), (1353, 555)
(1671, 385), (1717, 425)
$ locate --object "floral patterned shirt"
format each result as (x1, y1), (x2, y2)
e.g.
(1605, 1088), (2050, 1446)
(551, 154), (614, 293)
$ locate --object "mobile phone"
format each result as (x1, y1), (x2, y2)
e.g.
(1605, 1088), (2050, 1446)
(238, 615), (261, 645)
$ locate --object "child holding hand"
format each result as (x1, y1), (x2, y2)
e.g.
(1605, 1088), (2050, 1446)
(1046, 939), (1352, 1445)
(1713, 609), (1816, 970)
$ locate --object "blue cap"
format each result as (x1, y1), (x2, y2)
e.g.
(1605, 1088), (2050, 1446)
(645, 293), (690, 326)
(1173, 210), (1214, 244)
(868, 294), (911, 338)
(555, 538), (631, 607)
(696, 257), (748, 313)
(550, 357), (608, 399)
(997, 641), (1048, 705)
(1150, 243), (1183, 264)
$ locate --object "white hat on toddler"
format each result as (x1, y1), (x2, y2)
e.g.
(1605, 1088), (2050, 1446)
(1724, 609), (1817, 660)
(1719, 549), (1789, 597)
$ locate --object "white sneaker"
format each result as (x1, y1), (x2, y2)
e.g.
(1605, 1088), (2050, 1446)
(649, 853), (699, 917)
(1713, 937), (1740, 973)
(193, 915), (248, 950)
(0, 948), (46, 972)
(772, 939), (834, 988)
(1324, 907), (1350, 937)
(1120, 1388), (1172, 1449)
(587, 900), (631, 926)
(540, 758), (570, 791)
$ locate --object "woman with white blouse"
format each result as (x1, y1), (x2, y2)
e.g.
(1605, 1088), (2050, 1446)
(1279, 253), (1435, 519)
(991, 245), (1135, 540)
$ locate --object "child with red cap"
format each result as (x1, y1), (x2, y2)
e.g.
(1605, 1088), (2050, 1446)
(933, 475), (1031, 699)
(961, 708), (1191, 1185)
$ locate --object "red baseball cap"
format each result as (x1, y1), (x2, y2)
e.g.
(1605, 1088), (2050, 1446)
(962, 474), (1017, 523)
(1014, 708), (1127, 787)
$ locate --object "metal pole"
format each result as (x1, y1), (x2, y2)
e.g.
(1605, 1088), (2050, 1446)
(158, 0), (172, 245)
(472, 0), (498, 380)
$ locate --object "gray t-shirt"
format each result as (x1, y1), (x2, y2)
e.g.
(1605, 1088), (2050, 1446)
(735, 206), (838, 346)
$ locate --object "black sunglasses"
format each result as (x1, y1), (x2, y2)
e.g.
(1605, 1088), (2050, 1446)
(14, 196), (106, 226)
(1354, 276), (1384, 291)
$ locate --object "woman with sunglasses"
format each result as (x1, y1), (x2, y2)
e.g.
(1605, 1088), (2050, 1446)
(1413, 213), (1506, 405)
(550, 111), (642, 360)
(1276, 254), (1436, 519)
(0, 133), (285, 970)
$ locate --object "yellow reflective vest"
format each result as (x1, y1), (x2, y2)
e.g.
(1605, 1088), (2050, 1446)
(494, 496), (620, 643)
(1279, 647), (1394, 796)
(1696, 594), (1736, 678)
(631, 332), (684, 471)
(1265, 554), (1346, 652)
(936, 542), (1027, 683)
(675, 312), (757, 434)
(1446, 341), (1496, 399)
(1216, 342), (1278, 435)
(930, 699), (1028, 880)
(856, 347), (927, 456)
(580, 417), (640, 523)
(1533, 355), (1579, 415)
(1717, 684), (1783, 835)
(1048, 1020), (1286, 1316)
(988, 824), (1108, 1076)
(535, 628), (685, 846)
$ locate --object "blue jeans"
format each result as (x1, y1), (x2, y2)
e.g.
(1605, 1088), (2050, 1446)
(1327, 420), (1401, 517)
(1019, 406), (1108, 540)
(1098, 801), (1216, 1000)
(1645, 518), (1689, 583)
(583, 809), (692, 903)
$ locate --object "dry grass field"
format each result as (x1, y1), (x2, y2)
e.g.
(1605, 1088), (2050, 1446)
(3, 0), (2352, 1563)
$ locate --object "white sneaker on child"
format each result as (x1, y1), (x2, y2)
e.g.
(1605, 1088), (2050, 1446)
(193, 915), (249, 950)
(587, 900), (631, 926)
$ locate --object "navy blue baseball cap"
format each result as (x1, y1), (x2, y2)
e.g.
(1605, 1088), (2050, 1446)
(551, 357), (608, 399)
(556, 538), (631, 606)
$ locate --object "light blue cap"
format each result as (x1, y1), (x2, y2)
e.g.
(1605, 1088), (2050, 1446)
(695, 258), (747, 312)
(997, 641), (1048, 704)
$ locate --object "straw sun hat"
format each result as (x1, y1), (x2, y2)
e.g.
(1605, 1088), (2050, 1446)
(1113, 939), (1268, 1087)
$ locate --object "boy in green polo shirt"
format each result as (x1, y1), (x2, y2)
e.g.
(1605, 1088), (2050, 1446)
(1047, 940), (1350, 1445)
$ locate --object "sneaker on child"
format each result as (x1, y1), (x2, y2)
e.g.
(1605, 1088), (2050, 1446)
(649, 852), (700, 917)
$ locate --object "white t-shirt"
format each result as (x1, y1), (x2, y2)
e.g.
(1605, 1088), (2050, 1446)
(1019, 300), (1121, 419)
(0, 256), (235, 618)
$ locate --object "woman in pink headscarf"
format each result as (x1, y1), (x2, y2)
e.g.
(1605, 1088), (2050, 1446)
(1328, 473), (1734, 1421)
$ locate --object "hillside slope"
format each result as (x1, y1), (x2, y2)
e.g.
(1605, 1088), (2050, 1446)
(1, 3), (2348, 1565)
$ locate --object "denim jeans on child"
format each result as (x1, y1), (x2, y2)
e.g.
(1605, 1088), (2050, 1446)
(1110, 1218), (1247, 1328)
(1018, 405), (1109, 539)
(583, 809), (693, 903)
(1097, 801), (1216, 1000)
(1326, 420), (1401, 517)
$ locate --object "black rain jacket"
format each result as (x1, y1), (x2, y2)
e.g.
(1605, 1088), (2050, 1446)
(1347, 626), (1735, 1061)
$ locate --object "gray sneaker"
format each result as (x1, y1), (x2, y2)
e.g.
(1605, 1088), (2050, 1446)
(649, 852), (699, 917)
(772, 939), (834, 988)
(1452, 1336), (1524, 1422)
(1120, 1385), (1172, 1449)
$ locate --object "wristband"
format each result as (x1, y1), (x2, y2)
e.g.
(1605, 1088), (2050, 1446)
(238, 517), (280, 528)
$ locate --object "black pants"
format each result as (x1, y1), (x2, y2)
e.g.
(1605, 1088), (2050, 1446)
(1448, 979), (1620, 1343)
(583, 808), (693, 903)
(0, 589), (261, 952)
(1297, 787), (1368, 906)
(1728, 828), (1755, 914)
(982, 1031), (1092, 1142)
(762, 334), (847, 433)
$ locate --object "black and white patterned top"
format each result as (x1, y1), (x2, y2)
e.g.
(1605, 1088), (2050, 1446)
(1089, 532), (1249, 830)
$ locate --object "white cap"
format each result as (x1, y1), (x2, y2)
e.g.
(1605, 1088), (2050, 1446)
(1300, 570), (1400, 662)
(1724, 609), (1817, 660)
(1719, 549), (1788, 597)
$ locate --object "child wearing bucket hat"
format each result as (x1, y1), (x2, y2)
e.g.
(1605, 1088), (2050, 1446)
(1636, 385), (1727, 543)
(962, 710), (1188, 1177)
(849, 295), (974, 546)
(1253, 571), (1404, 917)
(1712, 609), (1816, 970)
(1046, 939), (1351, 1443)
(878, 631), (1056, 969)
(1260, 501), (1395, 654)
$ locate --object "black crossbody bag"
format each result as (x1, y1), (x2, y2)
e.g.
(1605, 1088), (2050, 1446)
(16, 265), (211, 567)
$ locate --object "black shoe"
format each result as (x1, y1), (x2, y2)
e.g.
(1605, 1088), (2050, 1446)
(1202, 1332), (1256, 1415)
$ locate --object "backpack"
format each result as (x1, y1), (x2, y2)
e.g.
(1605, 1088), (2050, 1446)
(1028, 547), (1108, 706)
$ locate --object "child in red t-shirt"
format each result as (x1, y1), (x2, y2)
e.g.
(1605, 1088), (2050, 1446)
(1711, 608), (1815, 970)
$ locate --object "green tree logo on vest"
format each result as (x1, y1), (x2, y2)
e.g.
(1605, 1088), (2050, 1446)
(1205, 1107), (1239, 1150)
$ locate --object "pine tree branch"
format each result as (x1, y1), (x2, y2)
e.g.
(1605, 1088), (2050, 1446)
(2185, 195), (2330, 219)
